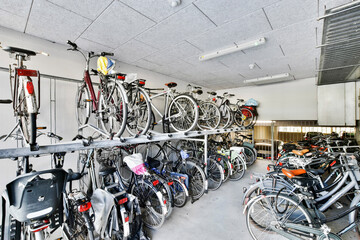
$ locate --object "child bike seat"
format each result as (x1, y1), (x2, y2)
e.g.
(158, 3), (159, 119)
(292, 149), (309, 156)
(281, 168), (307, 178)
(6, 169), (67, 222)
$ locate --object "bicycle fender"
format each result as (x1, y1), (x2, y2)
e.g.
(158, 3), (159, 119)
(349, 192), (360, 225)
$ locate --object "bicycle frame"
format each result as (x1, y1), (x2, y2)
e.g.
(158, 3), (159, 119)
(83, 70), (99, 111)
(149, 88), (175, 125)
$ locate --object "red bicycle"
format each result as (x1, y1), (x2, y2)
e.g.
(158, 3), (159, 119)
(67, 41), (128, 137)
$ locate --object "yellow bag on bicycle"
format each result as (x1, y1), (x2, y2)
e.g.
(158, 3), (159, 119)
(97, 56), (115, 75)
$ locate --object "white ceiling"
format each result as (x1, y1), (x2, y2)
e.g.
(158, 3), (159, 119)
(0, 0), (353, 89)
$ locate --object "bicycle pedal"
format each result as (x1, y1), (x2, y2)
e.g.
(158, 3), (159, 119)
(104, 183), (118, 190)
(334, 201), (343, 209)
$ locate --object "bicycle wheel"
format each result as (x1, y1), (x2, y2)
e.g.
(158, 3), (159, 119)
(126, 86), (151, 136)
(98, 80), (127, 137)
(207, 158), (223, 191)
(168, 94), (199, 132)
(75, 84), (90, 126)
(246, 194), (313, 240)
(17, 88), (36, 148)
(229, 156), (246, 181)
(155, 177), (174, 218)
(198, 101), (221, 130)
(130, 179), (166, 229)
(179, 160), (206, 200)
(219, 104), (232, 129)
(170, 178), (188, 208)
(234, 108), (254, 128)
(243, 145), (257, 166)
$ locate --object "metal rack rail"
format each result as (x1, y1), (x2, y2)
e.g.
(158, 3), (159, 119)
(0, 127), (246, 159)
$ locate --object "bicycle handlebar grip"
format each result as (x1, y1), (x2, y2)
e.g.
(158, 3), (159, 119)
(229, 94), (235, 97)
(101, 52), (114, 56)
(0, 99), (12, 104)
(67, 40), (77, 49)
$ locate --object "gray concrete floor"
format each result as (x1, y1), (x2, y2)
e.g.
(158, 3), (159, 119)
(149, 159), (359, 240)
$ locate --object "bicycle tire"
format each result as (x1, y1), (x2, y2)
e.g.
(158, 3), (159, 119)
(243, 145), (257, 166)
(246, 193), (313, 240)
(207, 158), (223, 191)
(130, 179), (166, 229)
(126, 86), (151, 136)
(98, 80), (128, 137)
(229, 156), (246, 181)
(168, 94), (199, 132)
(170, 178), (188, 208)
(75, 84), (90, 126)
(198, 101), (221, 130)
(179, 160), (206, 200)
(219, 105), (233, 129)
(17, 89), (31, 145)
(235, 107), (254, 128)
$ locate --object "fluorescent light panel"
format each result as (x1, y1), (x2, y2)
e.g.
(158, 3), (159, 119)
(244, 73), (293, 85)
(199, 37), (266, 61)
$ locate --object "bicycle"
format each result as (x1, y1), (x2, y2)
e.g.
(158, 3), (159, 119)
(67, 40), (128, 138)
(244, 153), (360, 239)
(146, 82), (199, 133)
(234, 98), (256, 128)
(185, 84), (221, 130)
(1, 155), (95, 240)
(215, 92), (234, 128)
(1, 44), (48, 151)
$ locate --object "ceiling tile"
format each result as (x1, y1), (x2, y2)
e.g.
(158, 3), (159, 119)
(135, 4), (216, 49)
(142, 52), (183, 66)
(188, 9), (272, 52)
(75, 37), (114, 53)
(263, 0), (318, 29)
(81, 1), (155, 48)
(133, 59), (162, 71)
(26, 0), (92, 43)
(195, 0), (280, 26)
(320, 0), (353, 11)
(170, 71), (193, 81)
(47, 0), (113, 20)
(164, 41), (203, 59)
(119, 0), (195, 23)
(113, 39), (159, 63)
(0, 0), (32, 32)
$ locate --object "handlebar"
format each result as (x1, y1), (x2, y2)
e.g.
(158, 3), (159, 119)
(0, 99), (12, 104)
(67, 168), (83, 182)
(67, 40), (78, 49)
(101, 52), (114, 56)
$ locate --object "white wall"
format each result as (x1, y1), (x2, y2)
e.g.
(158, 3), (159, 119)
(0, 26), (206, 192)
(217, 77), (318, 121)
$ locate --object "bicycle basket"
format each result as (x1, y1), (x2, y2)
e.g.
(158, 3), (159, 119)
(123, 153), (149, 176)
(6, 168), (67, 222)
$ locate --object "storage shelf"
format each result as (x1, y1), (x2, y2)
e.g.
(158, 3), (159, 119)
(0, 127), (246, 159)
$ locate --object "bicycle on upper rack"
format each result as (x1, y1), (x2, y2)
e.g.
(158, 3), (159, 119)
(185, 84), (221, 130)
(0, 43), (48, 151)
(214, 92), (234, 128)
(145, 82), (199, 133)
(1, 153), (95, 240)
(235, 98), (257, 128)
(67, 40), (128, 138)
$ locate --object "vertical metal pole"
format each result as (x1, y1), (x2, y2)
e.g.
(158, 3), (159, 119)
(204, 134), (208, 192)
(50, 78), (53, 144)
(271, 121), (274, 161)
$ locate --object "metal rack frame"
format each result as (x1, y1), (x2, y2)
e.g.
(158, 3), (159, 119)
(0, 127), (246, 159)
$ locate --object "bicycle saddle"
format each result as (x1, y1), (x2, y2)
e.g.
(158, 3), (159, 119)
(98, 164), (117, 176)
(281, 168), (307, 178)
(292, 149), (309, 156)
(3, 46), (37, 56)
(207, 91), (217, 96)
(307, 168), (325, 176)
(165, 82), (177, 88)
(193, 89), (203, 95)
(291, 176), (319, 188)
(147, 157), (161, 168)
(6, 169), (67, 222)
(237, 98), (244, 102)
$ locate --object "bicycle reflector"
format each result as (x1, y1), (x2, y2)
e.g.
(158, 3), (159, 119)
(167, 181), (173, 186)
(117, 75), (125, 80)
(118, 197), (128, 205)
(26, 81), (35, 95)
(78, 202), (92, 212)
(17, 69), (38, 77)
(152, 180), (159, 186)
(125, 216), (129, 223)
(330, 160), (336, 167)
(139, 80), (145, 86)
